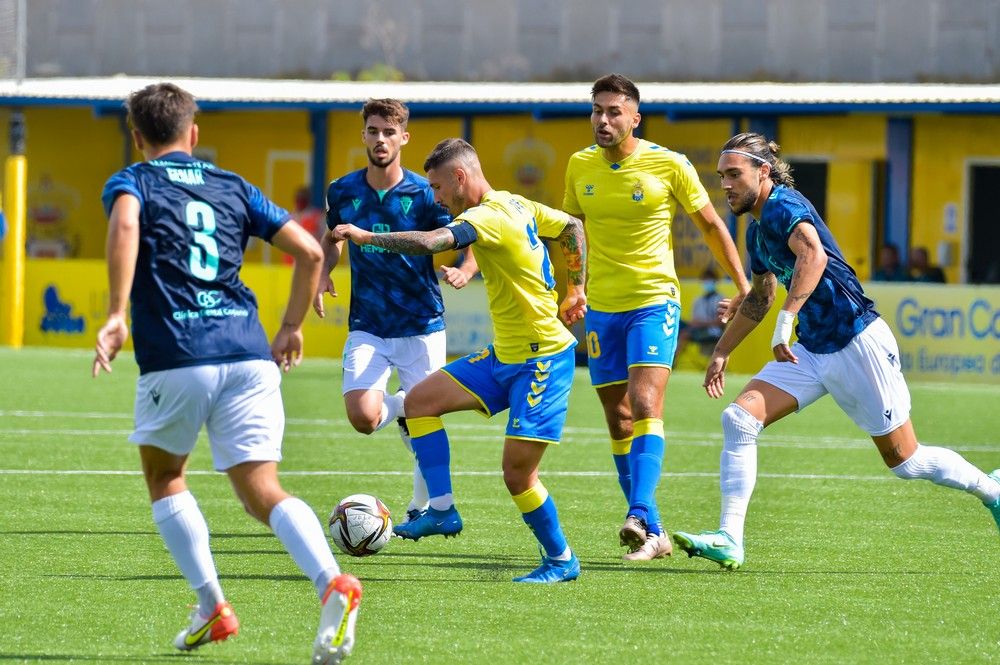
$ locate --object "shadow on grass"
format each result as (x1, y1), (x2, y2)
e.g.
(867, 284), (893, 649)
(0, 530), (271, 538)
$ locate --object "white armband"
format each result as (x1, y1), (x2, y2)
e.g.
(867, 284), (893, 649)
(771, 310), (795, 349)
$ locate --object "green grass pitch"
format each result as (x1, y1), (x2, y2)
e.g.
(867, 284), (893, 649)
(1, 347), (998, 664)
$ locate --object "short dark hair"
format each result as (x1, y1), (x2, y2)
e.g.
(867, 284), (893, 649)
(125, 82), (198, 146)
(722, 132), (795, 187)
(362, 98), (409, 128)
(591, 73), (640, 105)
(423, 138), (477, 172)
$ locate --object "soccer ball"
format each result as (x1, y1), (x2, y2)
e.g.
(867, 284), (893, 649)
(328, 493), (393, 557)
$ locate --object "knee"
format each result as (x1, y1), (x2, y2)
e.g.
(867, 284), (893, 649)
(721, 403), (763, 444)
(345, 409), (378, 435)
(502, 461), (533, 495)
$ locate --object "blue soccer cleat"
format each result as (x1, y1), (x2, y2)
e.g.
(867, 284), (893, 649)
(672, 529), (745, 570)
(986, 469), (1000, 533)
(513, 552), (580, 583)
(392, 505), (462, 541)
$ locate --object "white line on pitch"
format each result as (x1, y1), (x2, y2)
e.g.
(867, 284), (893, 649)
(0, 468), (894, 481)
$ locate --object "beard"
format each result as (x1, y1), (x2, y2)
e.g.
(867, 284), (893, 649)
(367, 147), (395, 168)
(729, 189), (758, 215)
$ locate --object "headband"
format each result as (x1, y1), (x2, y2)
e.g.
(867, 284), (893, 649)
(721, 149), (770, 165)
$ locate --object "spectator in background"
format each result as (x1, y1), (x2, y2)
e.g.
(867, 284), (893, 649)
(677, 267), (726, 363)
(872, 243), (907, 281)
(282, 186), (324, 265)
(909, 246), (946, 283)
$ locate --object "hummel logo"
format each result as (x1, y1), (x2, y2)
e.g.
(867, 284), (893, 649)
(150, 389), (161, 406)
(647, 345), (658, 355)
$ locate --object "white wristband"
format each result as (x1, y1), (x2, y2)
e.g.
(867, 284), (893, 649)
(771, 310), (795, 349)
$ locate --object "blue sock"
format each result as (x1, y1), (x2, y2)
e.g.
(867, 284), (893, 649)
(406, 417), (452, 500)
(612, 437), (632, 501)
(629, 419), (665, 532)
(513, 483), (569, 560)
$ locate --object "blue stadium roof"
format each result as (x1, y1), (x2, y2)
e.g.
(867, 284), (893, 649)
(1, 77), (999, 117)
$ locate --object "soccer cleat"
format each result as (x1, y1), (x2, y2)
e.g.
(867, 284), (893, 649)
(986, 469), (1000, 533)
(392, 505), (463, 541)
(513, 552), (580, 583)
(398, 508), (425, 526)
(622, 531), (673, 561)
(173, 601), (239, 651)
(312, 574), (362, 665)
(619, 515), (647, 551)
(672, 529), (745, 570)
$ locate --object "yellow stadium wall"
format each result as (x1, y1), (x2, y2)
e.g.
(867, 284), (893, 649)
(912, 115), (1000, 284)
(779, 116), (886, 280)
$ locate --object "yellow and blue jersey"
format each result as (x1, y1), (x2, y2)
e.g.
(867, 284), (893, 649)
(563, 138), (711, 312)
(456, 190), (576, 364)
(101, 151), (289, 375)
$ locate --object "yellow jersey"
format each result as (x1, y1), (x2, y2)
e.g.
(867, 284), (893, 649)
(458, 190), (577, 364)
(563, 139), (711, 312)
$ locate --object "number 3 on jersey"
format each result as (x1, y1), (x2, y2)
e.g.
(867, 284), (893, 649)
(525, 217), (555, 290)
(185, 201), (219, 281)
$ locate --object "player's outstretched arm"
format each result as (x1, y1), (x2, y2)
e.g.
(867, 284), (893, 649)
(703, 271), (776, 398)
(554, 215), (587, 325)
(333, 223), (457, 255)
(270, 222), (323, 371)
(313, 229), (343, 318)
(689, 204), (751, 322)
(93, 194), (140, 377)
(771, 223), (828, 363)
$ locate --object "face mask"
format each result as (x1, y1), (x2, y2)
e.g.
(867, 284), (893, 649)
(703, 280), (717, 293)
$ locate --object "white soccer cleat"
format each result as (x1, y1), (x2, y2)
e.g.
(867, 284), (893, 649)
(312, 574), (362, 664)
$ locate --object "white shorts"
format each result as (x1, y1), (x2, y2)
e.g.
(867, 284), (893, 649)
(130, 359), (284, 471)
(342, 329), (446, 394)
(754, 317), (911, 436)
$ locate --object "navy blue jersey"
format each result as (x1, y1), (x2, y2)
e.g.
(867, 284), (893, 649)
(101, 151), (291, 374)
(747, 185), (878, 353)
(326, 168), (451, 337)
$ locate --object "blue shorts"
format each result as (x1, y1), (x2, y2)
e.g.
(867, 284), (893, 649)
(584, 302), (681, 387)
(441, 344), (576, 444)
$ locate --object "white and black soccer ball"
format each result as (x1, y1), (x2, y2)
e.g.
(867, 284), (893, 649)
(328, 493), (393, 557)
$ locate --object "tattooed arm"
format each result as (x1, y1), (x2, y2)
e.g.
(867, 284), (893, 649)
(703, 271), (777, 399)
(331, 223), (457, 255)
(550, 215), (587, 325)
(770, 222), (829, 363)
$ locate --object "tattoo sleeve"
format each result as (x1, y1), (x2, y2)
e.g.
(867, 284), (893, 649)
(555, 216), (587, 286)
(365, 228), (455, 255)
(739, 273), (777, 322)
(787, 227), (816, 304)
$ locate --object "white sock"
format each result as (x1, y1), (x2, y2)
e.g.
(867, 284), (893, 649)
(375, 391), (404, 432)
(397, 418), (430, 512)
(718, 403), (762, 544)
(269, 497), (340, 599)
(428, 493), (454, 511)
(410, 464), (430, 513)
(151, 491), (221, 608)
(891, 444), (1000, 503)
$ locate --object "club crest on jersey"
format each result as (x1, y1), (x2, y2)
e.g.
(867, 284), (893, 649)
(400, 196), (413, 215)
(632, 181), (644, 202)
